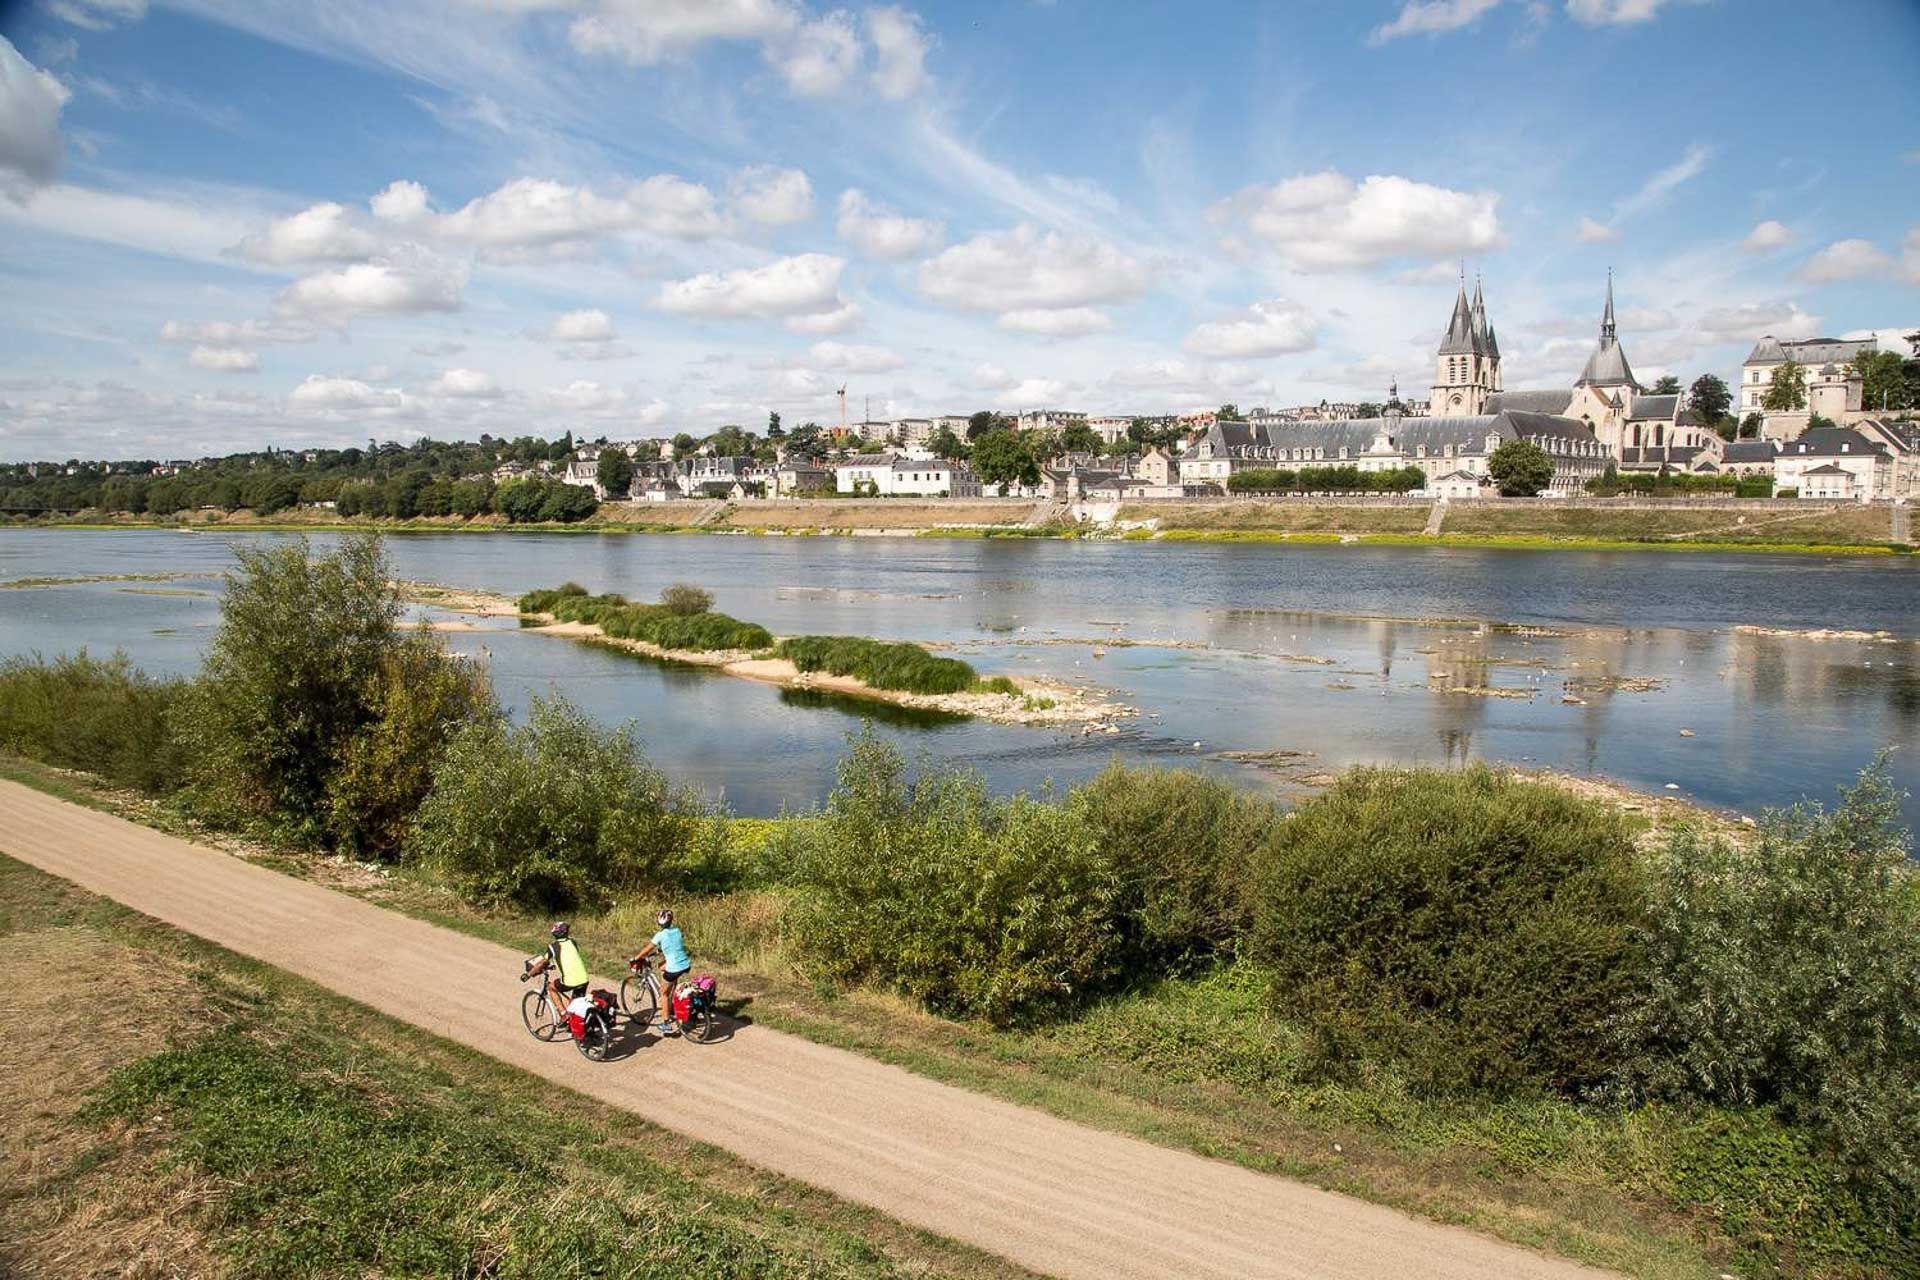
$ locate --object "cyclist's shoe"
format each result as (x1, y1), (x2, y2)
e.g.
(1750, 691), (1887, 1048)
(656, 1019), (680, 1036)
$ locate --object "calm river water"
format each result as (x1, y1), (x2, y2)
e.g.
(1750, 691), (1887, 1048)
(2, 528), (1916, 821)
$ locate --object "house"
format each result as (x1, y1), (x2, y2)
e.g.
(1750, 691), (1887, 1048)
(1772, 423), (1917, 502)
(834, 454), (978, 497)
(561, 457), (604, 497)
(1428, 470), (1486, 500)
(1015, 410), (1087, 434)
(1720, 439), (1780, 478)
(636, 479), (680, 503)
(892, 418), (937, 448)
(680, 455), (752, 494)
(1739, 336), (1875, 427)
(1797, 463), (1860, 502)
(1134, 446), (1176, 487)
(769, 463), (833, 498)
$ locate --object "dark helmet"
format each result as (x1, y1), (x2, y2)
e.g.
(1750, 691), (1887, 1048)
(550, 921), (570, 939)
(656, 909), (674, 927)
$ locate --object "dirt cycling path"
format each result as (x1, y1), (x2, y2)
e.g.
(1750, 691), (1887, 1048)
(0, 781), (1617, 1280)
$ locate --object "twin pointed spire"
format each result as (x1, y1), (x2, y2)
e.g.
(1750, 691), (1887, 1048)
(1437, 270), (1499, 359)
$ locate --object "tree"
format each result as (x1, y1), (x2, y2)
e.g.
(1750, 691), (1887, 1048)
(1807, 412), (1838, 433)
(929, 426), (968, 461)
(1355, 402), (1383, 419)
(671, 432), (699, 460)
(970, 429), (1039, 489)
(1739, 412), (1764, 439)
(966, 410), (1011, 441)
(1687, 373), (1731, 425)
(767, 411), (785, 439)
(1762, 360), (1808, 412)
(660, 583), (713, 616)
(1217, 403), (1242, 421)
(1848, 349), (1913, 412)
(595, 449), (633, 499)
(1488, 439), (1554, 497)
(1649, 375), (1682, 395)
(1059, 422), (1100, 454)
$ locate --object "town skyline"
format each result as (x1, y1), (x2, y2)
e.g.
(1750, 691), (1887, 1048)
(2, 0), (1918, 461)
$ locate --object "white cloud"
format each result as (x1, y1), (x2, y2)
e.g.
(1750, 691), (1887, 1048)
(784, 302), (862, 333)
(1903, 227), (1920, 286)
(567, 0), (798, 63)
(1214, 171), (1502, 271)
(1613, 143), (1711, 220)
(161, 317), (313, 345)
(1620, 306), (1676, 331)
(289, 374), (403, 411)
(278, 247), (468, 320)
(1183, 299), (1319, 358)
(993, 377), (1072, 409)
(546, 308), (616, 342)
(835, 188), (942, 260)
(1368, 0), (1501, 45)
(1696, 301), (1821, 343)
(656, 252), (845, 318)
(45, 0), (146, 31)
(0, 36), (71, 193)
(1575, 216), (1619, 243)
(1800, 238), (1892, 283)
(972, 363), (1015, 390)
(868, 5), (930, 98)
(1743, 219), (1792, 252)
(1565, 0), (1686, 24)
(370, 179), (431, 223)
(770, 11), (861, 96)
(807, 341), (903, 373)
(731, 165), (813, 225)
(997, 307), (1114, 337)
(429, 367), (502, 398)
(188, 345), (259, 373)
(233, 201), (382, 264)
(431, 175), (723, 246)
(542, 379), (639, 416)
(918, 225), (1151, 312)
(1395, 261), (1465, 286)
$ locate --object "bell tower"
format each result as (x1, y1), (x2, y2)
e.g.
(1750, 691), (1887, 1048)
(1430, 273), (1500, 417)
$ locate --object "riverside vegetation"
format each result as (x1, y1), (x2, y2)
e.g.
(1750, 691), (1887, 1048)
(0, 534), (1915, 1278)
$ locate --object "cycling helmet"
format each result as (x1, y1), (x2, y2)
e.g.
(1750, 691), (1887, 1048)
(656, 909), (674, 927)
(550, 921), (570, 939)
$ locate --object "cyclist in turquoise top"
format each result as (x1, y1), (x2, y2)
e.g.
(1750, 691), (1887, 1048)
(630, 908), (692, 1036)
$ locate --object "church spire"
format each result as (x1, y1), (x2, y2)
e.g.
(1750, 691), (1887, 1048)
(1438, 280), (1476, 355)
(1599, 269), (1617, 345)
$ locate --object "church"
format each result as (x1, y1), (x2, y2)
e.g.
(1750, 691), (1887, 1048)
(1432, 275), (1723, 473)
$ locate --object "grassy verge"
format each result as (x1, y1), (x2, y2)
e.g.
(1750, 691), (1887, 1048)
(5, 752), (1901, 1280)
(0, 848), (1032, 1280)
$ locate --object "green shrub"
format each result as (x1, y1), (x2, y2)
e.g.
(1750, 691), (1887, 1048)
(1616, 763), (1919, 1228)
(660, 582), (714, 615)
(0, 650), (188, 793)
(1073, 764), (1277, 972)
(323, 634), (498, 861)
(408, 695), (722, 911)
(971, 676), (1020, 696)
(1250, 766), (1648, 1095)
(516, 586), (772, 652)
(783, 733), (1126, 1023)
(778, 635), (976, 694)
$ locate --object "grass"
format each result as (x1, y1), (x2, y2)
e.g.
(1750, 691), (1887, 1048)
(778, 635), (978, 694)
(519, 587), (775, 651)
(0, 850), (1033, 1280)
(3, 752), (1909, 1279)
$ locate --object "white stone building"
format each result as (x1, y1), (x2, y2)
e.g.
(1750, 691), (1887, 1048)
(834, 454), (980, 497)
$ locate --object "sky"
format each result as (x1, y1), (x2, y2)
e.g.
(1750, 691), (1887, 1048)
(0, 0), (1917, 461)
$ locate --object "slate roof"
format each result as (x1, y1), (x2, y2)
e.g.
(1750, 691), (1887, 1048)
(1619, 446), (1709, 468)
(1483, 390), (1572, 415)
(1778, 427), (1889, 459)
(1502, 411), (1603, 446)
(1746, 337), (1875, 366)
(1437, 285), (1488, 357)
(1722, 440), (1779, 463)
(1745, 335), (1788, 364)
(1576, 275), (1637, 388)
(1626, 394), (1680, 422)
(1801, 463), (1853, 476)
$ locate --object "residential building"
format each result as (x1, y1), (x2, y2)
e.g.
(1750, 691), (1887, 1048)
(1134, 446), (1176, 487)
(1771, 423), (1917, 502)
(892, 418), (937, 447)
(1015, 410), (1087, 434)
(768, 463), (833, 498)
(1088, 416), (1134, 444)
(1719, 439), (1780, 478)
(1739, 336), (1875, 427)
(834, 454), (979, 497)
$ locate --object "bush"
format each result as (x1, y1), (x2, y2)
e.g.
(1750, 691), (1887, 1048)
(323, 635), (498, 860)
(1615, 763), (1919, 1226)
(783, 733), (1126, 1023)
(408, 695), (721, 911)
(778, 635), (976, 694)
(515, 586), (772, 652)
(1251, 766), (1648, 1095)
(1073, 764), (1276, 972)
(0, 650), (188, 793)
(660, 583), (714, 616)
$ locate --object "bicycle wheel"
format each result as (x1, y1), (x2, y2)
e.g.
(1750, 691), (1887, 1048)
(522, 990), (559, 1041)
(620, 972), (658, 1023)
(686, 1004), (720, 1044)
(577, 1021), (610, 1061)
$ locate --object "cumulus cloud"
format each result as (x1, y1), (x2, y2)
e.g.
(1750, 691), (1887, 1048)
(289, 374), (403, 411)
(1213, 171), (1502, 271)
(997, 307), (1114, 337)
(0, 36), (71, 194)
(1696, 301), (1821, 343)
(1903, 227), (1920, 286)
(429, 368), (502, 398)
(1368, 0), (1500, 45)
(1183, 299), (1319, 359)
(567, 0), (796, 62)
(160, 317), (313, 345)
(542, 379), (638, 416)
(1565, 0), (1686, 24)
(918, 226), (1151, 313)
(1800, 238), (1892, 283)
(770, 11), (861, 96)
(1743, 219), (1791, 252)
(1575, 216), (1619, 243)
(188, 345), (259, 373)
(546, 308), (616, 343)
(868, 5), (930, 98)
(784, 301), (862, 333)
(370, 179), (431, 223)
(835, 188), (942, 260)
(807, 341), (903, 373)
(233, 201), (382, 264)
(278, 247), (468, 320)
(430, 175), (723, 246)
(45, 0), (146, 31)
(731, 165), (813, 225)
(656, 252), (846, 318)
(993, 377), (1072, 409)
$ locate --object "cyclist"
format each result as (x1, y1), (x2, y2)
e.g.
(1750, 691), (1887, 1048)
(524, 921), (590, 1023)
(630, 909), (691, 1035)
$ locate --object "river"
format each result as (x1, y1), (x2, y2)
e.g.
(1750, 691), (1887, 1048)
(2, 528), (1915, 821)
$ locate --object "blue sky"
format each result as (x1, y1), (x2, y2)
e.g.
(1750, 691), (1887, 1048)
(1, 0), (1916, 459)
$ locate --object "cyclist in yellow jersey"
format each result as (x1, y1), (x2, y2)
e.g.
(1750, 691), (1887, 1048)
(524, 921), (590, 1015)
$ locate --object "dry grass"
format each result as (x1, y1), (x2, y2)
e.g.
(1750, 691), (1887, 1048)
(718, 499), (1034, 529)
(1123, 501), (1433, 533)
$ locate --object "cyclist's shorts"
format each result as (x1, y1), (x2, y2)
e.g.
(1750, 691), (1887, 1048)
(558, 981), (588, 999)
(664, 968), (689, 987)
